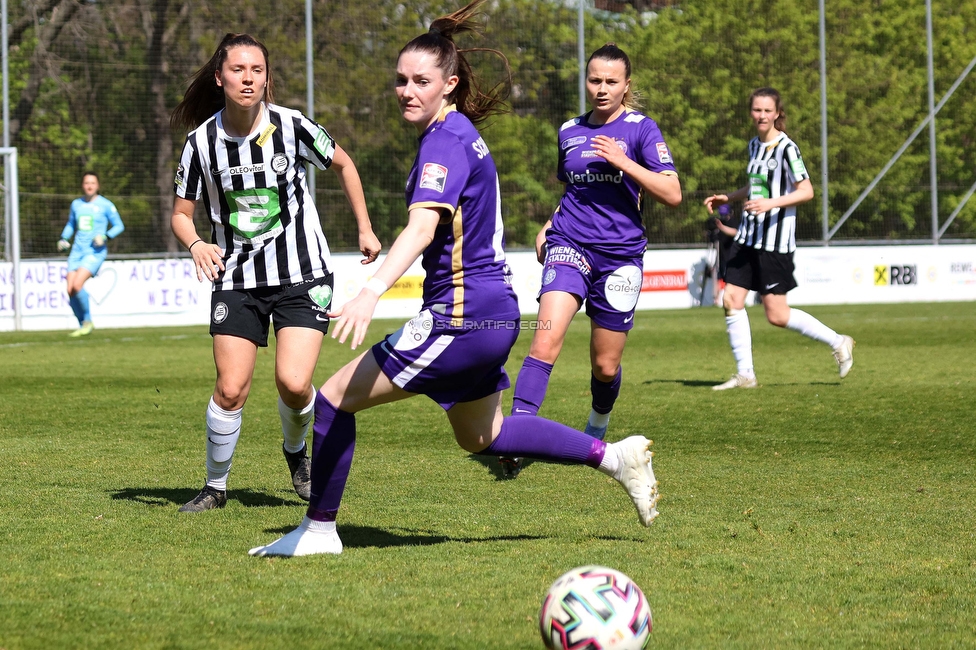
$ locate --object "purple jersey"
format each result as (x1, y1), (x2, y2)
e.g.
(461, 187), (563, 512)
(552, 109), (678, 257)
(405, 107), (518, 323)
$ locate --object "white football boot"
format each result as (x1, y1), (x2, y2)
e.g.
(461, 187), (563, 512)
(608, 436), (659, 526)
(248, 517), (343, 557)
(712, 373), (758, 391)
(833, 335), (855, 378)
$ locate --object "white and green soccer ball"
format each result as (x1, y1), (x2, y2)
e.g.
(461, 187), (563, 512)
(539, 565), (651, 650)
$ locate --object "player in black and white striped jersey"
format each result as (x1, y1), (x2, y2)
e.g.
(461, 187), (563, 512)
(704, 87), (854, 390)
(170, 33), (381, 511)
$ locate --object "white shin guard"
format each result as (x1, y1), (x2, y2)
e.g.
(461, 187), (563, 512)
(279, 389), (315, 454)
(205, 397), (242, 490)
(725, 308), (754, 376)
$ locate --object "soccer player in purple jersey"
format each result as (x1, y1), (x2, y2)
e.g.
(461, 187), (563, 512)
(249, 0), (660, 558)
(704, 88), (854, 390)
(501, 44), (681, 477)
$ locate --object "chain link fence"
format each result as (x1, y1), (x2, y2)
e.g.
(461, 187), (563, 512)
(3, 0), (975, 261)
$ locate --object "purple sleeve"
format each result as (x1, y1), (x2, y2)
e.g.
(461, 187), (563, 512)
(636, 118), (677, 175)
(408, 132), (470, 212)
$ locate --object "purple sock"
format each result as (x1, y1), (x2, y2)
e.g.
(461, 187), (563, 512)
(591, 367), (622, 415)
(306, 392), (356, 522)
(483, 416), (606, 468)
(511, 356), (554, 416)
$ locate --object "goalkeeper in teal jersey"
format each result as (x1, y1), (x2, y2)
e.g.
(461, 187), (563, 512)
(57, 172), (124, 336)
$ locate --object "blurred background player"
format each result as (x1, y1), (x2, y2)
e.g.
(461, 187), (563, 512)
(500, 43), (681, 477)
(248, 0), (659, 558)
(703, 87), (854, 390)
(701, 203), (738, 306)
(57, 171), (124, 337)
(169, 33), (381, 512)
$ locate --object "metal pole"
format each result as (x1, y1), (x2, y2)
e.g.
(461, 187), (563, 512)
(827, 52), (976, 240)
(2, 0), (9, 148)
(818, 0), (829, 243)
(926, 0), (937, 243)
(2, 148), (21, 330)
(937, 178), (976, 239)
(3, 0), (11, 262)
(578, 0), (585, 114)
(306, 0), (316, 196)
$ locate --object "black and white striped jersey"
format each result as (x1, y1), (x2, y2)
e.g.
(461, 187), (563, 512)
(735, 132), (810, 254)
(174, 103), (335, 290)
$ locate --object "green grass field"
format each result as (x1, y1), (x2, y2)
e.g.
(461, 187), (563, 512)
(1, 301), (974, 649)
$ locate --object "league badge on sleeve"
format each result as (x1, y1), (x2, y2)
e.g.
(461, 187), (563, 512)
(656, 142), (673, 164)
(419, 163), (448, 193)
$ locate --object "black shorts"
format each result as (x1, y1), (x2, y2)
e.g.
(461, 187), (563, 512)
(209, 274), (334, 347)
(724, 244), (797, 295)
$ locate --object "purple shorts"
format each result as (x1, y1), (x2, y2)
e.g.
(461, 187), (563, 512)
(370, 309), (519, 410)
(539, 231), (643, 331)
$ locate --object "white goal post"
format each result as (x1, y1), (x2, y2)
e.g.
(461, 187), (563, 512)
(1, 147), (22, 330)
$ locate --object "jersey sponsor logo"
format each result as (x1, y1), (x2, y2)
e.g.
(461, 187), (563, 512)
(271, 153), (289, 175)
(605, 265), (642, 312)
(565, 169), (623, 184)
(790, 157), (807, 177)
(749, 173), (770, 200)
(419, 163), (448, 193)
(256, 124), (277, 147)
(175, 164), (186, 189)
(641, 270), (687, 292)
(226, 163), (267, 176)
(874, 264), (918, 286)
(78, 214), (94, 231)
(560, 135), (587, 150)
(213, 302), (228, 324)
(307, 284), (333, 311)
(545, 245), (591, 276)
(472, 137), (490, 160)
(312, 128), (334, 161)
(227, 188), (283, 240)
(656, 142), (672, 164)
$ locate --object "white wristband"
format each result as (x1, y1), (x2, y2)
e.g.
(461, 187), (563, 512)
(364, 277), (388, 296)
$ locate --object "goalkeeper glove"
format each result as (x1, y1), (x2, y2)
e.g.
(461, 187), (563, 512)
(57, 239), (71, 252)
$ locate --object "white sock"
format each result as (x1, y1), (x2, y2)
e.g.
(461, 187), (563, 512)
(205, 397), (242, 491)
(279, 389), (316, 453)
(786, 309), (842, 348)
(588, 409), (611, 429)
(301, 516), (336, 533)
(598, 442), (620, 476)
(726, 309), (755, 377)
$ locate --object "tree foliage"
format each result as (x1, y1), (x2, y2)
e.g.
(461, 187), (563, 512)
(4, 0), (975, 258)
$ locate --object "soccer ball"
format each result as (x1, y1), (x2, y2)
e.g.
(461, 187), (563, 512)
(539, 565), (652, 650)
